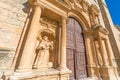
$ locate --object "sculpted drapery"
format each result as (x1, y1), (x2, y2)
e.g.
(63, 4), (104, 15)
(33, 36), (54, 69)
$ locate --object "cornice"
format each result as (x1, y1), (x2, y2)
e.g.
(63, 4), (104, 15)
(92, 25), (109, 35)
(28, 0), (68, 18)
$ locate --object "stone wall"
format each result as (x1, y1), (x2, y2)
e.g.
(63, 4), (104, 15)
(114, 25), (120, 51)
(0, 0), (28, 73)
(98, 0), (120, 59)
(113, 25), (120, 73)
(114, 25), (120, 48)
(98, 0), (120, 75)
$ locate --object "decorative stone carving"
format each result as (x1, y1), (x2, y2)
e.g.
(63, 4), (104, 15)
(80, 0), (89, 12)
(65, 0), (75, 9)
(40, 17), (58, 26)
(58, 0), (89, 12)
(33, 36), (54, 70)
(74, 0), (83, 9)
(95, 41), (103, 66)
(88, 4), (100, 26)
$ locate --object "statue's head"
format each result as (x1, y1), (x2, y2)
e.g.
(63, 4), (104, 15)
(43, 36), (48, 41)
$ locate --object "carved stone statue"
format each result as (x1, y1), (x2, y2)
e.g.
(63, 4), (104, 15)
(95, 41), (103, 66)
(33, 36), (54, 70)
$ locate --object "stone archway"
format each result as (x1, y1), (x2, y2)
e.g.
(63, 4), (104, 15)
(66, 17), (87, 80)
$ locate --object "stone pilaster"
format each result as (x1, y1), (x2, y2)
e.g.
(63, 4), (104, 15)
(98, 38), (108, 67)
(16, 5), (42, 71)
(104, 39), (114, 66)
(57, 26), (61, 67)
(58, 17), (68, 70)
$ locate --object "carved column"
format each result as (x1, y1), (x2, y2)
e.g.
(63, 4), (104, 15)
(58, 26), (61, 66)
(99, 38), (108, 67)
(58, 17), (68, 70)
(83, 31), (95, 66)
(84, 34), (95, 77)
(17, 5), (42, 71)
(104, 39), (114, 66)
(104, 39), (119, 80)
(83, 30), (101, 78)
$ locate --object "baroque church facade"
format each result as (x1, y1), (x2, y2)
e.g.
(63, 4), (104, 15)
(0, 0), (120, 80)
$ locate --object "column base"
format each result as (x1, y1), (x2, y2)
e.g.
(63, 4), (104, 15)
(57, 66), (70, 71)
(99, 66), (118, 80)
(87, 65), (101, 78)
(59, 70), (71, 80)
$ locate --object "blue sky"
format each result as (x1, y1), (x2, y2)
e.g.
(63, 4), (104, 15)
(106, 0), (120, 26)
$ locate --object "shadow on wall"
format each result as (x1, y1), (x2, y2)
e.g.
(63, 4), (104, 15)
(23, 2), (30, 13)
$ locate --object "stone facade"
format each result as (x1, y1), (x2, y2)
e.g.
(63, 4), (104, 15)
(0, 0), (119, 80)
(0, 0), (28, 77)
(97, 0), (120, 75)
(112, 25), (120, 74)
(113, 25), (120, 51)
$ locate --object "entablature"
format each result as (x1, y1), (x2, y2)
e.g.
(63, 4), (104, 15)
(28, 0), (102, 30)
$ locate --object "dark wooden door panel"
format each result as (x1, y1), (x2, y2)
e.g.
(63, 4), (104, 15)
(75, 52), (87, 79)
(66, 18), (87, 80)
(66, 21), (75, 49)
(66, 49), (75, 79)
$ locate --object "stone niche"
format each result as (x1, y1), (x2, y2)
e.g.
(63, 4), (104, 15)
(32, 17), (58, 70)
(33, 30), (56, 70)
(9, 17), (62, 80)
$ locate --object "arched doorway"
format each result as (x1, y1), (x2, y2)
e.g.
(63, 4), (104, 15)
(66, 18), (87, 80)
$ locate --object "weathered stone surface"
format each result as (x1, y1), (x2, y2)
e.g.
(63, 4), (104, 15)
(0, 0), (28, 71)
(0, 0), (120, 80)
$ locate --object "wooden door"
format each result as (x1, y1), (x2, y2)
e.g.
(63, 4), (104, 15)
(66, 18), (87, 80)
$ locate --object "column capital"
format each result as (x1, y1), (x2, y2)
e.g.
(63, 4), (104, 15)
(62, 15), (68, 22)
(61, 17), (67, 28)
(62, 16), (67, 19)
(83, 30), (93, 36)
(62, 16), (67, 22)
(29, 0), (44, 10)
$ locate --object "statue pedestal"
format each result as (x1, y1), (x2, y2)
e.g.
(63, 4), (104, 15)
(33, 62), (53, 71)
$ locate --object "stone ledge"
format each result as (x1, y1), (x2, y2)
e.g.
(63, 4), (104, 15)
(9, 69), (60, 80)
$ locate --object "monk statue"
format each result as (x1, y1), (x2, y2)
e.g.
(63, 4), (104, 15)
(33, 36), (54, 70)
